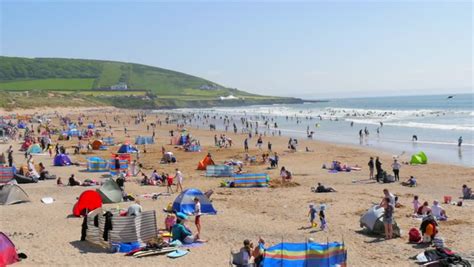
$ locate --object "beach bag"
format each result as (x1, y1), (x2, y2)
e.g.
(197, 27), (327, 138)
(409, 228), (421, 243)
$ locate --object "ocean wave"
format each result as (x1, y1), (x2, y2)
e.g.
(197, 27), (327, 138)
(346, 119), (473, 132)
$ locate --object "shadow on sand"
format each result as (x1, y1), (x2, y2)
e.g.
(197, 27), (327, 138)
(69, 240), (108, 254)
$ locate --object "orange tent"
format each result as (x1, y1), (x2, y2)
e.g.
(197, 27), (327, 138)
(197, 155), (215, 170)
(91, 140), (103, 150)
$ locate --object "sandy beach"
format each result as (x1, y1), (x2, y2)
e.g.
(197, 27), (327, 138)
(1, 107), (473, 267)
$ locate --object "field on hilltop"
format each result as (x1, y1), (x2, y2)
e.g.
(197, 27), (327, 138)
(0, 56), (301, 109)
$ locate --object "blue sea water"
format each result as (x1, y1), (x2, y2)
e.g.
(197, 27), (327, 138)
(168, 94), (473, 167)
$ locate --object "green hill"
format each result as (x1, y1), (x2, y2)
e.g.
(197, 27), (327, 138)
(0, 56), (302, 109)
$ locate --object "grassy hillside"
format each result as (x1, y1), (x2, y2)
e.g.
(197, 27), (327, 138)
(0, 56), (236, 95)
(0, 56), (303, 109)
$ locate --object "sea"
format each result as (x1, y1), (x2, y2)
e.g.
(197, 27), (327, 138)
(162, 94), (473, 167)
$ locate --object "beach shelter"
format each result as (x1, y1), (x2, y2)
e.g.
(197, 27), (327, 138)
(262, 241), (347, 267)
(72, 190), (102, 217)
(20, 140), (32, 151)
(96, 179), (122, 203)
(68, 128), (81, 137)
(197, 155), (215, 170)
(135, 136), (154, 145)
(17, 122), (26, 129)
(0, 232), (19, 266)
(0, 166), (14, 184)
(87, 157), (108, 172)
(108, 159), (129, 176)
(206, 165), (233, 177)
(91, 140), (103, 150)
(117, 144), (138, 154)
(360, 206), (401, 237)
(27, 143), (42, 154)
(172, 188), (217, 215)
(54, 154), (72, 166)
(0, 184), (30, 205)
(410, 151), (428, 165)
(103, 137), (115, 146)
(232, 173), (269, 188)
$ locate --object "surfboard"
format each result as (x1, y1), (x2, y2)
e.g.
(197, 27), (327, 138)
(167, 249), (189, 258)
(133, 247), (177, 258)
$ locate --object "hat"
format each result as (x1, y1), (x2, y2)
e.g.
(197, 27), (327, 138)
(176, 212), (188, 220)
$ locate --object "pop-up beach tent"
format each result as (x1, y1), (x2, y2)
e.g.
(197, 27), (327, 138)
(410, 151), (428, 165)
(172, 188), (216, 215)
(72, 190), (102, 217)
(197, 155), (215, 170)
(117, 144), (138, 154)
(27, 144), (42, 154)
(54, 154), (72, 166)
(91, 140), (103, 150)
(96, 179), (122, 203)
(0, 184), (30, 205)
(262, 241), (347, 267)
(0, 232), (19, 266)
(360, 205), (401, 237)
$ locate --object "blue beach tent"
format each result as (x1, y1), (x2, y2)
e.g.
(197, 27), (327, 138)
(172, 188), (216, 215)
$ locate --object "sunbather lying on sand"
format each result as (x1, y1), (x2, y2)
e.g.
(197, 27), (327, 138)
(312, 183), (337, 193)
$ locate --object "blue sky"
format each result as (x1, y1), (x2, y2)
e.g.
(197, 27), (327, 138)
(1, 1), (472, 98)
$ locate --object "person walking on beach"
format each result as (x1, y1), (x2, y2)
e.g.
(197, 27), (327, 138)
(368, 157), (374, 179)
(391, 159), (401, 181)
(244, 138), (249, 152)
(375, 157), (382, 182)
(175, 168), (184, 192)
(308, 204), (317, 228)
(458, 136), (463, 147)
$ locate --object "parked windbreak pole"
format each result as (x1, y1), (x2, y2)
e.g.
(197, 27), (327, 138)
(281, 236), (284, 267)
(326, 237), (330, 267)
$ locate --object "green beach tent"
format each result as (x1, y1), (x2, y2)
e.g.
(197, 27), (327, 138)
(410, 151), (428, 165)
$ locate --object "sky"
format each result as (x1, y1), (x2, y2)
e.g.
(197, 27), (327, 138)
(1, 0), (472, 98)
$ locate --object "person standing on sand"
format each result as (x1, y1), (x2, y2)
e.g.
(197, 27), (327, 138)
(175, 168), (184, 192)
(166, 173), (174, 194)
(381, 197), (394, 240)
(368, 157), (374, 179)
(391, 159), (401, 181)
(244, 138), (249, 152)
(193, 197), (202, 235)
(375, 157), (382, 182)
(7, 145), (13, 167)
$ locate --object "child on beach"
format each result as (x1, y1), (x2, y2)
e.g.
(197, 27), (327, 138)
(413, 195), (420, 214)
(308, 204), (317, 228)
(319, 204), (327, 231)
(166, 173), (174, 193)
(165, 213), (176, 232)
